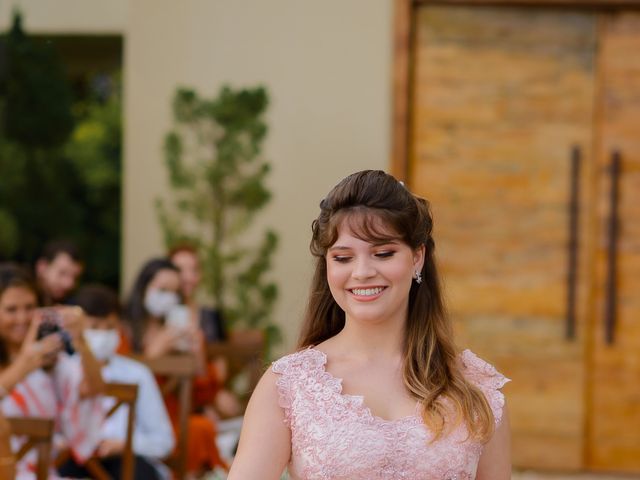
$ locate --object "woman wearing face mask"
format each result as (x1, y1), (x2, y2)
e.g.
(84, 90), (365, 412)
(123, 258), (198, 358)
(124, 258), (229, 476)
(0, 263), (106, 479)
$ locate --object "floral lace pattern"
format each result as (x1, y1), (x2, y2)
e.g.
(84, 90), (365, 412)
(272, 348), (509, 480)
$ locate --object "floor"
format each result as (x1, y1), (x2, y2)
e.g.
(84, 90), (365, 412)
(513, 471), (640, 480)
(204, 469), (640, 479)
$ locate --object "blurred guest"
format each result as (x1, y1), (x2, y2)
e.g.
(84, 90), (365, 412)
(169, 245), (240, 420)
(169, 244), (226, 343)
(123, 258), (197, 357)
(0, 263), (105, 479)
(58, 284), (175, 480)
(124, 258), (229, 475)
(35, 239), (84, 305)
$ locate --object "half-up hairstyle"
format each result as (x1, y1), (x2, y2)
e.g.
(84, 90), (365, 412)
(298, 170), (494, 441)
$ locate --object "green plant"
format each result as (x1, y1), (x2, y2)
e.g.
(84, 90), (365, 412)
(1, 12), (74, 148)
(64, 76), (122, 287)
(0, 12), (122, 288)
(157, 85), (280, 347)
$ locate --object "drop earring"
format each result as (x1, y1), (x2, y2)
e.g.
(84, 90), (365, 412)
(414, 270), (423, 285)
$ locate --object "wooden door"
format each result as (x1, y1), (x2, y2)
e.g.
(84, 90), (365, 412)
(588, 11), (640, 472)
(409, 6), (597, 469)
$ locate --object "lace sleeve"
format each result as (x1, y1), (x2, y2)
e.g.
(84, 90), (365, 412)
(272, 354), (296, 426)
(272, 349), (326, 428)
(460, 350), (510, 426)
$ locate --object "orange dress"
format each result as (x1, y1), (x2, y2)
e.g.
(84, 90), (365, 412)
(118, 328), (228, 473)
(164, 361), (229, 472)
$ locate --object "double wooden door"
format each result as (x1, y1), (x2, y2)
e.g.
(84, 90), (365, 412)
(405, 4), (640, 472)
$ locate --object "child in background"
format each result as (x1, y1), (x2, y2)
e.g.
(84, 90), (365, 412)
(59, 284), (175, 480)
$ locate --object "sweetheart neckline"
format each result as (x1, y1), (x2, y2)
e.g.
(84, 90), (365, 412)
(307, 347), (422, 425)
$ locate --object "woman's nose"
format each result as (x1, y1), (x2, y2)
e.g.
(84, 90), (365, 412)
(16, 309), (31, 326)
(351, 257), (376, 279)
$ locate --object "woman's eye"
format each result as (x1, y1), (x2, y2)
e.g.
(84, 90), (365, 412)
(332, 256), (351, 263)
(375, 251), (395, 258)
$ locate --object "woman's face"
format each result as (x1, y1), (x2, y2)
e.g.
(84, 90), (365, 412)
(170, 250), (202, 300)
(0, 286), (38, 347)
(326, 219), (424, 328)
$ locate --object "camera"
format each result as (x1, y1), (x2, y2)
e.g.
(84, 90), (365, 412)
(36, 308), (75, 355)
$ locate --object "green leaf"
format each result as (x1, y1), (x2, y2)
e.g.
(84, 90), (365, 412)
(156, 84), (280, 351)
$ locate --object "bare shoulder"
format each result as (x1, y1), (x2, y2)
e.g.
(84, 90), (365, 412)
(253, 365), (280, 399)
(228, 361), (291, 479)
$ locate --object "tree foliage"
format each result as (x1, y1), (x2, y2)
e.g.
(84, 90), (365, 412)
(157, 86), (280, 346)
(0, 12), (122, 288)
(2, 12), (74, 148)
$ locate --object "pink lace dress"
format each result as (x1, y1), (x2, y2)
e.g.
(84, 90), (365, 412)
(272, 348), (508, 480)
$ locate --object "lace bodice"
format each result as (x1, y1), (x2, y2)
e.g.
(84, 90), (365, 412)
(272, 348), (508, 480)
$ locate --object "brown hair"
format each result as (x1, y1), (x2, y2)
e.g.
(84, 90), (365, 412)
(298, 170), (494, 441)
(73, 284), (121, 318)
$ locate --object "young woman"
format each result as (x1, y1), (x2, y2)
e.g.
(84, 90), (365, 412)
(0, 263), (105, 479)
(169, 245), (240, 419)
(229, 170), (511, 479)
(123, 258), (196, 357)
(168, 245), (226, 343)
(124, 258), (229, 475)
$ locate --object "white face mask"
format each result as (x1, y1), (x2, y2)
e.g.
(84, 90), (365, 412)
(83, 329), (121, 361)
(144, 289), (180, 317)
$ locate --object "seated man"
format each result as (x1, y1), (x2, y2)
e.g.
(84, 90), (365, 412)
(35, 240), (84, 305)
(59, 285), (175, 480)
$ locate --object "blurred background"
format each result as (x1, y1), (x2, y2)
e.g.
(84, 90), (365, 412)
(0, 0), (638, 477)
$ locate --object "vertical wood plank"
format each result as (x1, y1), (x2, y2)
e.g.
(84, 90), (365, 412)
(588, 10), (640, 472)
(391, 0), (413, 181)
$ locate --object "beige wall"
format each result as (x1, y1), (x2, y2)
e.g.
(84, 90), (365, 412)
(124, 0), (393, 351)
(0, 0), (127, 33)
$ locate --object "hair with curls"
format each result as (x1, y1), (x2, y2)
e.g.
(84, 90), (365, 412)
(298, 170), (494, 441)
(0, 263), (39, 366)
(124, 257), (179, 352)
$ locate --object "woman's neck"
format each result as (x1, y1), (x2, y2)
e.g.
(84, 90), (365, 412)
(332, 316), (405, 361)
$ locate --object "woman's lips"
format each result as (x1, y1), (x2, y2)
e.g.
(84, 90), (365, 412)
(348, 286), (386, 300)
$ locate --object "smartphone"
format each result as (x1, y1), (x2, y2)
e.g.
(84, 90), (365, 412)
(166, 305), (191, 352)
(36, 308), (75, 355)
(166, 305), (190, 330)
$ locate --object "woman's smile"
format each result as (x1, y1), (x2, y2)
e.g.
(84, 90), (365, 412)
(348, 286), (387, 300)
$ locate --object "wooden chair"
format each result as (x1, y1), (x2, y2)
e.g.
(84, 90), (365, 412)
(55, 382), (138, 480)
(207, 329), (266, 410)
(7, 416), (55, 480)
(141, 353), (198, 480)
